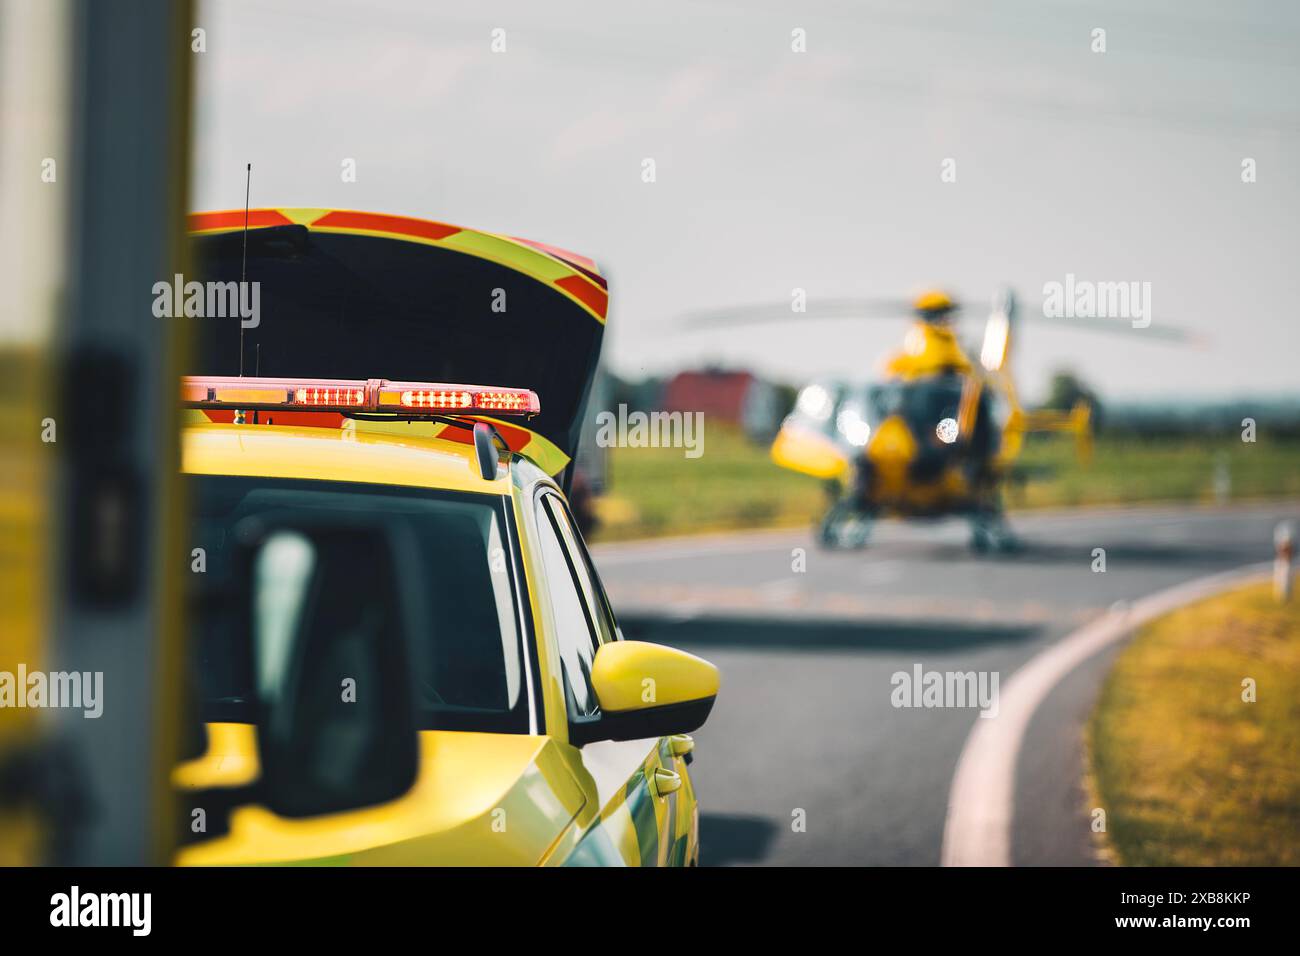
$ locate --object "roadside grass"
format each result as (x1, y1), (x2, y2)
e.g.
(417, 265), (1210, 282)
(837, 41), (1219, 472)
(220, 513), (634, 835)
(1088, 580), (1300, 866)
(1011, 434), (1300, 510)
(592, 424), (1300, 541)
(594, 424), (827, 541)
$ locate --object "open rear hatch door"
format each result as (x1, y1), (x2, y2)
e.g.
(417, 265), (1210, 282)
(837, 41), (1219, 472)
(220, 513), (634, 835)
(187, 209), (608, 482)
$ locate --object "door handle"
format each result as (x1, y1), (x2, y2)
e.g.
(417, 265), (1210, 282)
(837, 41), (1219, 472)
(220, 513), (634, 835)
(668, 734), (694, 758)
(651, 767), (682, 798)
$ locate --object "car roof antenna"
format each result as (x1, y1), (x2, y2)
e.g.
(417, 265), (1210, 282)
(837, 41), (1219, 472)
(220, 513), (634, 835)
(239, 162), (251, 376)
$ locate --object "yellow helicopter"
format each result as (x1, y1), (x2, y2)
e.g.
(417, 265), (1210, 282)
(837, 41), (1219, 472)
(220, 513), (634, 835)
(772, 289), (1098, 549)
(683, 287), (1163, 551)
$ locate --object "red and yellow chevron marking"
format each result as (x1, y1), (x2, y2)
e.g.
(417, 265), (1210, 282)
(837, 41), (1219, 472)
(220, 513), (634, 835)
(187, 208), (608, 324)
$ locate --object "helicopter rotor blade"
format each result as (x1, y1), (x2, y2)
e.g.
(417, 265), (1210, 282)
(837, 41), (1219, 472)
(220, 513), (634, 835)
(677, 297), (914, 328)
(1017, 306), (1197, 343)
(678, 292), (1200, 344)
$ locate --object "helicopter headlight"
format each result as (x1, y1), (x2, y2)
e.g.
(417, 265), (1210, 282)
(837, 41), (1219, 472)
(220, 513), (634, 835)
(797, 383), (833, 421)
(936, 417), (959, 444)
(837, 407), (871, 446)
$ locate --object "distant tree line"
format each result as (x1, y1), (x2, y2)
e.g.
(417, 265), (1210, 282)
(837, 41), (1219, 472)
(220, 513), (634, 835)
(1042, 369), (1300, 438)
(603, 365), (1300, 440)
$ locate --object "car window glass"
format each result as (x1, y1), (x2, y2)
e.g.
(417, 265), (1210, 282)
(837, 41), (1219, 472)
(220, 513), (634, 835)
(533, 494), (599, 716)
(543, 496), (617, 646)
(189, 477), (528, 733)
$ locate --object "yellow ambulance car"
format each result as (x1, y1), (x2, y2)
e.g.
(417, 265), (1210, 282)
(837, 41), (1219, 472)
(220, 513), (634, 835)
(172, 210), (718, 866)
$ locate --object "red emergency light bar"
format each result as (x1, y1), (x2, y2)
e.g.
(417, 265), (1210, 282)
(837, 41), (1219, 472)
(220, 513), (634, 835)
(181, 376), (540, 417)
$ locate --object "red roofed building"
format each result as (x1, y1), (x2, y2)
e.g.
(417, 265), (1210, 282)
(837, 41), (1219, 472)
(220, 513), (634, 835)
(660, 368), (781, 440)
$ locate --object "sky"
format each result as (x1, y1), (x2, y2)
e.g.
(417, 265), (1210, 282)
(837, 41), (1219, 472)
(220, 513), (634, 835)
(191, 0), (1300, 403)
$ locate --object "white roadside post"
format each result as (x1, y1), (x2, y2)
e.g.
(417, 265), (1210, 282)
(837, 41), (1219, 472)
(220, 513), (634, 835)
(1213, 453), (1231, 504)
(1275, 521), (1295, 603)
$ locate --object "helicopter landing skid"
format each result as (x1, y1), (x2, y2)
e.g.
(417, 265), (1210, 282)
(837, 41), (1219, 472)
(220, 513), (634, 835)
(817, 499), (874, 550)
(967, 509), (1019, 554)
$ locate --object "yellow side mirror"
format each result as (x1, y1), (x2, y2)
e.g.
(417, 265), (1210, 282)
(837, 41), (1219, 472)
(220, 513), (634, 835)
(572, 641), (719, 745)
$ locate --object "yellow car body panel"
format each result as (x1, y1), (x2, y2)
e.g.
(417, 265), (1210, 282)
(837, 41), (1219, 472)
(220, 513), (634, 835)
(177, 421), (701, 866)
(172, 722), (259, 790)
(176, 728), (586, 866)
(181, 421), (510, 496)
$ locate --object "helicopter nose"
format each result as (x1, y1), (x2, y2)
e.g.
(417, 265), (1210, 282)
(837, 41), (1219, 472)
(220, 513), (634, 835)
(867, 415), (917, 462)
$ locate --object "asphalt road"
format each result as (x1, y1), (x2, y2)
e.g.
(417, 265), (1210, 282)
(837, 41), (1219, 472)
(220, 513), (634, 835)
(591, 502), (1298, 866)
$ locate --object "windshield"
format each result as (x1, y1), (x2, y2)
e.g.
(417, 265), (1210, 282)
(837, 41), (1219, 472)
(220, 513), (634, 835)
(868, 375), (964, 432)
(188, 476), (530, 734)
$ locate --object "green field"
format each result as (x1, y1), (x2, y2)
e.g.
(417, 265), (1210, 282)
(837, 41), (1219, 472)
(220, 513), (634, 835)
(1088, 580), (1300, 866)
(591, 426), (1300, 541)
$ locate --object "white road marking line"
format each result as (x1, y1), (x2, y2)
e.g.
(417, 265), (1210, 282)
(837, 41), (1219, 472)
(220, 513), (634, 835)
(592, 529), (806, 566)
(939, 561), (1272, 867)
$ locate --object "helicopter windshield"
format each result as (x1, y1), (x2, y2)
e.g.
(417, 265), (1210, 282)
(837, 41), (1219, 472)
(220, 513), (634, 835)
(868, 375), (965, 434)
